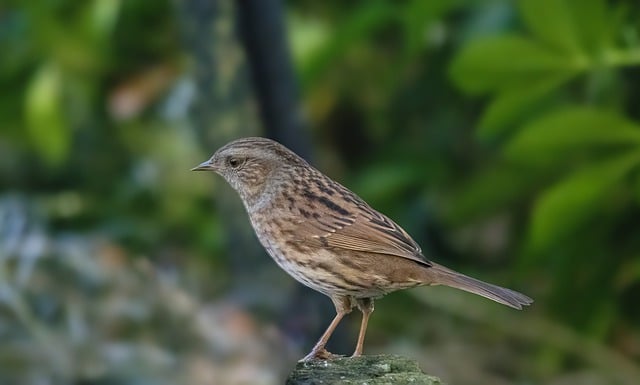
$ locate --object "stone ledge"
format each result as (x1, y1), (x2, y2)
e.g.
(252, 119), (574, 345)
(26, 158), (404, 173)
(286, 354), (442, 385)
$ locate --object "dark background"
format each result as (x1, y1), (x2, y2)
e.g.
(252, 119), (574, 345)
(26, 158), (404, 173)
(1, 0), (640, 384)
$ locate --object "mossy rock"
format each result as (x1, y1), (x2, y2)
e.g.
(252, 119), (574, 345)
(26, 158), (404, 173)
(286, 354), (442, 385)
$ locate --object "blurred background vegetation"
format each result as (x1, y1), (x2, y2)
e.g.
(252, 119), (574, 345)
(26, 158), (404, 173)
(1, 0), (640, 384)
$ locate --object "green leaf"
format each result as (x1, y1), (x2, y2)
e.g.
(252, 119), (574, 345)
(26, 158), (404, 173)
(449, 35), (582, 94)
(289, 15), (329, 69)
(25, 63), (69, 166)
(477, 73), (573, 139)
(504, 108), (640, 165)
(88, 0), (121, 42)
(570, 0), (614, 54)
(519, 0), (615, 56)
(518, 0), (582, 54)
(528, 152), (640, 251)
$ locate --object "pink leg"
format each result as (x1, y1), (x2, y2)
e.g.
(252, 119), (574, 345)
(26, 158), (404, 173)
(301, 296), (353, 361)
(352, 298), (374, 357)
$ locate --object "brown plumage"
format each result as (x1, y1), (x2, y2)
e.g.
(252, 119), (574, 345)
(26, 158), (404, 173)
(193, 137), (533, 361)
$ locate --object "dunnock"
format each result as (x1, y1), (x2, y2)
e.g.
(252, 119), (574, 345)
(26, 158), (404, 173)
(193, 137), (532, 361)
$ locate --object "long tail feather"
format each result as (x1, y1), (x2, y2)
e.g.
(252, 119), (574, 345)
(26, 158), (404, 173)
(428, 263), (533, 310)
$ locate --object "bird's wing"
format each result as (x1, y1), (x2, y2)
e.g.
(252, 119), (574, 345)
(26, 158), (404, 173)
(294, 208), (431, 267)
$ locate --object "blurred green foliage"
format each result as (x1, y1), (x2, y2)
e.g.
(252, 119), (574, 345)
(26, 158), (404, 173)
(449, 0), (640, 338)
(1, 0), (640, 384)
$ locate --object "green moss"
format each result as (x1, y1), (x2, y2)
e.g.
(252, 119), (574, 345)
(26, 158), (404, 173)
(287, 354), (442, 385)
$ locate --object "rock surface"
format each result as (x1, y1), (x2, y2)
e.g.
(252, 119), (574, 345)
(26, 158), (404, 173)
(286, 354), (442, 385)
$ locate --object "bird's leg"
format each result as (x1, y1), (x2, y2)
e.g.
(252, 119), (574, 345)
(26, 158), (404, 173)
(352, 298), (374, 357)
(301, 296), (353, 362)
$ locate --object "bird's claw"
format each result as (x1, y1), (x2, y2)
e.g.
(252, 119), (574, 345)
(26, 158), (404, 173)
(299, 348), (342, 362)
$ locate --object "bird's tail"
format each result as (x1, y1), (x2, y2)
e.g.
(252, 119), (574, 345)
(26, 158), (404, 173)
(427, 263), (533, 310)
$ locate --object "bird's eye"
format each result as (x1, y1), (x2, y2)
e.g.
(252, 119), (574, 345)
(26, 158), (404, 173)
(227, 156), (244, 169)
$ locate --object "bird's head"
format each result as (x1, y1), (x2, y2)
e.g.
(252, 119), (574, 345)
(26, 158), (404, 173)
(192, 137), (307, 204)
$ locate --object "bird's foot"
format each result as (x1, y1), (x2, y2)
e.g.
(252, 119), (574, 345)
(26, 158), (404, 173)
(299, 348), (342, 362)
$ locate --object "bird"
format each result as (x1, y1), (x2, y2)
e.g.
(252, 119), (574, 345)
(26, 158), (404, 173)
(192, 137), (533, 361)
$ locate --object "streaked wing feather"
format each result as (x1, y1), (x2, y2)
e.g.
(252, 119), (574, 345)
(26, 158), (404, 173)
(295, 210), (431, 267)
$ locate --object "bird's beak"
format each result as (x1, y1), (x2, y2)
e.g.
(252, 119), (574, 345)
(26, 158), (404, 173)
(191, 159), (215, 171)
